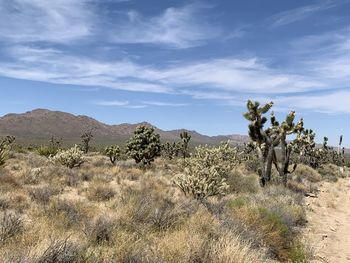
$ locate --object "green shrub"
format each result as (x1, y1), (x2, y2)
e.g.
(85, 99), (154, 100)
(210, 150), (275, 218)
(37, 145), (59, 158)
(37, 135), (62, 157)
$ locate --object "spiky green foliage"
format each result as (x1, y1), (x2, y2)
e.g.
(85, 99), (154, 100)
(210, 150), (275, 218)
(321, 136), (345, 166)
(180, 131), (191, 159)
(292, 129), (320, 168)
(51, 145), (85, 169)
(104, 145), (121, 164)
(37, 135), (62, 158)
(126, 125), (161, 165)
(161, 142), (180, 160)
(243, 100), (308, 186)
(0, 136), (15, 166)
(80, 130), (93, 154)
(174, 142), (239, 200)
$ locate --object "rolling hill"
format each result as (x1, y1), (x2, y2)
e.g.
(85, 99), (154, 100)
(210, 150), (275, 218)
(0, 109), (249, 147)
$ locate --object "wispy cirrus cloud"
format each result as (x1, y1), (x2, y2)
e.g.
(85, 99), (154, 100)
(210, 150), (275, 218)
(268, 0), (347, 28)
(0, 0), (94, 43)
(109, 4), (221, 48)
(0, 45), (327, 95)
(142, 101), (188, 107)
(94, 100), (129, 106)
(93, 100), (187, 108)
(274, 90), (350, 114)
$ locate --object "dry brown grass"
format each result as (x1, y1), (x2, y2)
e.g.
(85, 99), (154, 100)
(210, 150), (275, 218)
(0, 151), (318, 263)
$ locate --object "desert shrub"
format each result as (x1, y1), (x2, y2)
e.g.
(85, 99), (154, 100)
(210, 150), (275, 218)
(104, 145), (121, 164)
(227, 185), (307, 261)
(49, 199), (85, 228)
(37, 135), (62, 158)
(12, 144), (27, 154)
(0, 196), (10, 210)
(318, 163), (345, 181)
(119, 188), (196, 233)
(37, 146), (59, 158)
(51, 145), (85, 169)
(0, 173), (21, 192)
(84, 216), (116, 244)
(286, 240), (312, 263)
(286, 180), (310, 194)
(226, 169), (259, 193)
(29, 185), (61, 204)
(64, 170), (81, 187)
(0, 212), (24, 243)
(194, 228), (266, 263)
(34, 239), (85, 263)
(87, 184), (116, 202)
(81, 172), (94, 182)
(126, 125), (161, 165)
(134, 198), (190, 231)
(293, 164), (322, 183)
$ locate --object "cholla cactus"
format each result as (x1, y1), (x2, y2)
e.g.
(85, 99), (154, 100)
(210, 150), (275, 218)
(0, 136), (15, 166)
(174, 142), (238, 200)
(126, 125), (161, 165)
(51, 145), (85, 169)
(104, 145), (121, 164)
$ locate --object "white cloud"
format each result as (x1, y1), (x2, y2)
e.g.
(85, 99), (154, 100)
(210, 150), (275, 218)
(0, 45), (171, 93)
(142, 101), (188, 107)
(94, 100), (129, 106)
(0, 0), (94, 43)
(274, 90), (350, 114)
(0, 46), (326, 95)
(268, 0), (342, 28)
(109, 4), (221, 48)
(149, 58), (325, 93)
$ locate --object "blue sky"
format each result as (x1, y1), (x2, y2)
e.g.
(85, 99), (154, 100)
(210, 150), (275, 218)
(0, 0), (350, 146)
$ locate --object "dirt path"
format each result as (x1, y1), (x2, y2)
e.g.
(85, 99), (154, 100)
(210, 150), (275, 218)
(304, 177), (350, 263)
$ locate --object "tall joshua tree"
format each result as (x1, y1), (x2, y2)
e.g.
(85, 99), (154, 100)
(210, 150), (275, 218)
(243, 100), (307, 186)
(80, 129), (94, 154)
(180, 131), (191, 159)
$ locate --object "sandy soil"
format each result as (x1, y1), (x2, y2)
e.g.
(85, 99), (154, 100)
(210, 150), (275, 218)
(304, 177), (350, 263)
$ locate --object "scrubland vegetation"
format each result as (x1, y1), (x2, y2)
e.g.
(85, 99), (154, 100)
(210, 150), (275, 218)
(0, 101), (349, 262)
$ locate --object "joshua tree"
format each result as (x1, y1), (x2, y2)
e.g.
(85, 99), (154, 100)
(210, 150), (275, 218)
(104, 145), (121, 164)
(80, 129), (94, 154)
(126, 125), (161, 165)
(243, 100), (307, 186)
(180, 131), (191, 159)
(161, 142), (179, 160)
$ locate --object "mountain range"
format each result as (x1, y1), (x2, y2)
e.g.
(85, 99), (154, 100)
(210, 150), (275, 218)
(0, 109), (249, 147)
